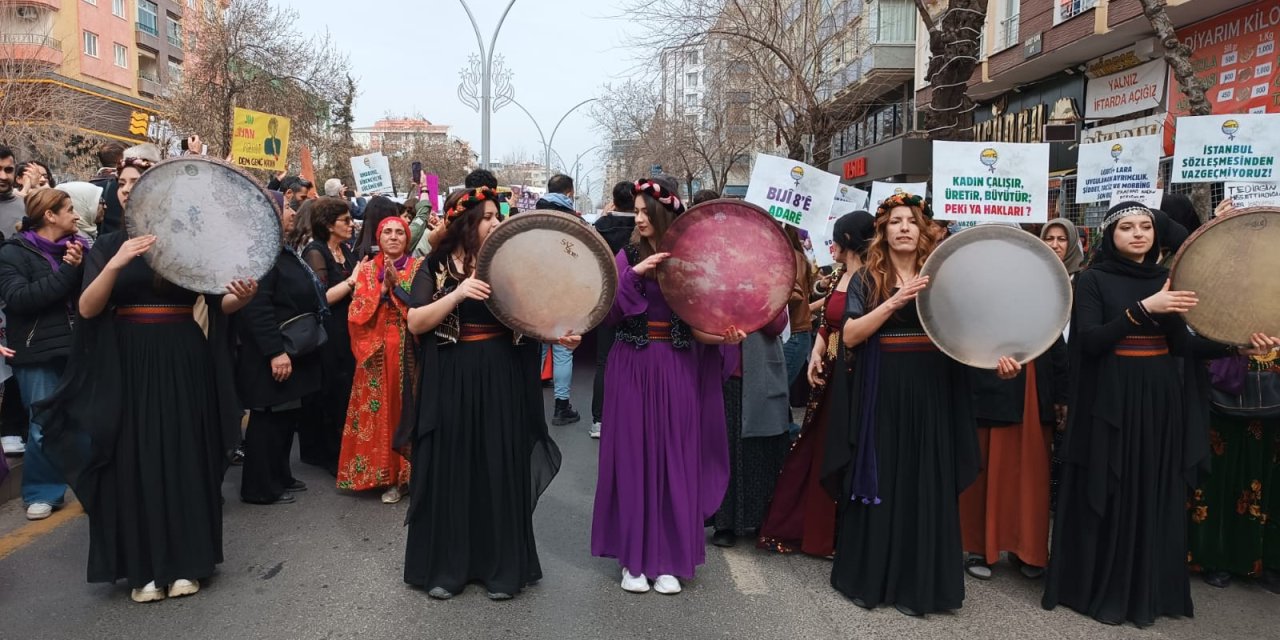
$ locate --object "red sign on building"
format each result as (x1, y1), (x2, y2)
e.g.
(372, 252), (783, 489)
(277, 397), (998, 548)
(1170, 0), (1280, 116)
(843, 156), (868, 180)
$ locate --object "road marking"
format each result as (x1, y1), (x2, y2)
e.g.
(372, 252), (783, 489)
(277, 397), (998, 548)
(722, 547), (768, 595)
(0, 502), (83, 561)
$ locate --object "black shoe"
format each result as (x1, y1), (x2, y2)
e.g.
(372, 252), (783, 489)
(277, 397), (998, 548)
(230, 445), (245, 466)
(1203, 571), (1232, 589)
(851, 597), (873, 610)
(551, 399), (580, 426)
(711, 529), (736, 548)
(894, 603), (922, 618)
(242, 493), (295, 505)
(1260, 569), (1280, 594)
(286, 479), (307, 492)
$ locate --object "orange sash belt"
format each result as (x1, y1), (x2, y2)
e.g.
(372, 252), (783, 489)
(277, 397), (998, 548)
(648, 321), (673, 342)
(116, 305), (193, 324)
(459, 323), (506, 343)
(878, 332), (938, 353)
(1116, 335), (1168, 357)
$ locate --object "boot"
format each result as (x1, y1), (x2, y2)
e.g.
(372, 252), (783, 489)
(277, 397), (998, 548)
(552, 398), (580, 426)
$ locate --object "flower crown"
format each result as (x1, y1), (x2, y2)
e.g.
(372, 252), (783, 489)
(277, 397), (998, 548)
(633, 179), (686, 215)
(875, 192), (932, 219)
(447, 187), (497, 221)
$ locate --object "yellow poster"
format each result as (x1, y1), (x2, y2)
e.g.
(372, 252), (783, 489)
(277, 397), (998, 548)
(231, 107), (290, 171)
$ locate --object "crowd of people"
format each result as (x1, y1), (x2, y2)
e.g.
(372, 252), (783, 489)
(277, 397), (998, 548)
(0, 139), (1276, 629)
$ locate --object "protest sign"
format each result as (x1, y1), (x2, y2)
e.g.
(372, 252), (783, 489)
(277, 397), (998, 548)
(230, 107), (290, 171)
(350, 153), (394, 194)
(835, 184), (869, 210)
(744, 153), (838, 236)
(932, 141), (1050, 223)
(1075, 134), (1162, 203)
(1085, 53), (1167, 120)
(1225, 182), (1280, 208)
(1111, 187), (1163, 209)
(1171, 114), (1280, 183)
(868, 181), (928, 213)
(424, 174), (441, 211)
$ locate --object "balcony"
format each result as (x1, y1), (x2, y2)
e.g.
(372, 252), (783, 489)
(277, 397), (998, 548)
(138, 74), (162, 97)
(0, 0), (62, 9)
(0, 33), (63, 67)
(822, 42), (915, 106)
(135, 24), (160, 52)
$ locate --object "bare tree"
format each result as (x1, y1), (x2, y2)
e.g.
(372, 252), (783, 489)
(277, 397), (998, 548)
(914, 0), (986, 141)
(382, 136), (476, 193)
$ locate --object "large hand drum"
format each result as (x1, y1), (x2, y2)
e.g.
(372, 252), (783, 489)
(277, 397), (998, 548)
(918, 225), (1072, 368)
(657, 199), (794, 334)
(1170, 207), (1280, 345)
(123, 157), (281, 293)
(477, 211), (617, 341)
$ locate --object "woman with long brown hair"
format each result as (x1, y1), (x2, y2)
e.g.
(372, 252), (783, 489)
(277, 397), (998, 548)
(825, 193), (1019, 617)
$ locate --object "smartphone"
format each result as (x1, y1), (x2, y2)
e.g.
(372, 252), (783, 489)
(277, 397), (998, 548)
(500, 202), (511, 218)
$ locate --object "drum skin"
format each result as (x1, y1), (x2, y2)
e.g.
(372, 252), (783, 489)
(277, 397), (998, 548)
(1170, 207), (1280, 345)
(657, 199), (794, 335)
(124, 157), (281, 294)
(917, 225), (1072, 368)
(477, 211), (617, 342)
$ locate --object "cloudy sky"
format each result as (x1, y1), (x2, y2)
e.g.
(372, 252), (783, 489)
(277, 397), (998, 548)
(277, 0), (637, 197)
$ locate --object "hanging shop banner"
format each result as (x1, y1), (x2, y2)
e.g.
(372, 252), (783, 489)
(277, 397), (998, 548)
(1170, 0), (1280, 117)
(933, 141), (1050, 223)
(1171, 114), (1280, 183)
(1085, 51), (1167, 120)
(744, 153), (838, 236)
(868, 181), (928, 212)
(1226, 182), (1280, 207)
(230, 107), (291, 171)
(835, 184), (870, 210)
(1111, 187), (1163, 209)
(1075, 134), (1162, 203)
(350, 153), (394, 194)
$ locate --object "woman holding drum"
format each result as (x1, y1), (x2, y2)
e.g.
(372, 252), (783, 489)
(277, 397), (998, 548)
(402, 186), (564, 600)
(826, 193), (1019, 617)
(1042, 201), (1279, 627)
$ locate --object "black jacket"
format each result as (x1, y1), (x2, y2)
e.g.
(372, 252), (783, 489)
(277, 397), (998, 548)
(593, 213), (636, 257)
(235, 249), (323, 408)
(90, 176), (123, 236)
(534, 197), (576, 215)
(0, 236), (83, 366)
(971, 336), (1069, 426)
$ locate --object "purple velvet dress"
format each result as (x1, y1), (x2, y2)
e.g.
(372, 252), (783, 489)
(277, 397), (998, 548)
(591, 250), (729, 579)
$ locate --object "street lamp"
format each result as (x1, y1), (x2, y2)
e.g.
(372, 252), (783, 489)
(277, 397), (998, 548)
(507, 97), (599, 179)
(455, 0), (519, 169)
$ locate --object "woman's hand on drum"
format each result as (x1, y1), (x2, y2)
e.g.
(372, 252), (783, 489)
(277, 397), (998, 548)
(226, 278), (258, 300)
(453, 277), (491, 302)
(557, 332), (583, 350)
(270, 353), (292, 382)
(885, 275), (929, 312)
(1142, 279), (1198, 314)
(106, 235), (157, 272)
(1214, 198), (1237, 219)
(1239, 332), (1280, 357)
(632, 252), (670, 277)
(995, 356), (1022, 380)
(721, 326), (747, 345)
(1054, 404), (1069, 432)
(63, 241), (83, 267)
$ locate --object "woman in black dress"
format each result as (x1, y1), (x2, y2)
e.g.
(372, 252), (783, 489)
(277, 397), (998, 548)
(39, 157), (256, 602)
(299, 197), (358, 475)
(1042, 201), (1279, 626)
(825, 193), (1018, 617)
(236, 197), (325, 505)
(401, 187), (565, 600)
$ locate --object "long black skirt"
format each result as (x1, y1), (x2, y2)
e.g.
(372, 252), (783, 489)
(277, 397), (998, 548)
(89, 321), (225, 588)
(712, 377), (790, 535)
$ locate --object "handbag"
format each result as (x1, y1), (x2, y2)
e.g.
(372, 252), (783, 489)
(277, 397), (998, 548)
(1210, 355), (1280, 418)
(279, 312), (327, 357)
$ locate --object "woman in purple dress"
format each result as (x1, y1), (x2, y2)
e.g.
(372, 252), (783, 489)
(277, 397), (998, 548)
(591, 179), (744, 596)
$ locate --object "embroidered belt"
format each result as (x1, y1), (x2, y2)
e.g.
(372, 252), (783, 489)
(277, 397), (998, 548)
(1116, 335), (1168, 357)
(647, 321), (673, 342)
(459, 323), (507, 343)
(116, 305), (194, 324)
(878, 332), (938, 353)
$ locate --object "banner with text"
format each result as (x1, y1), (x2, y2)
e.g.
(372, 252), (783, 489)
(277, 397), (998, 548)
(835, 184), (869, 210)
(1170, 0), (1280, 117)
(1085, 52), (1167, 120)
(1111, 187), (1164, 209)
(933, 141), (1049, 223)
(744, 153), (838, 236)
(350, 153), (393, 194)
(1171, 114), (1280, 183)
(868, 181), (928, 213)
(1226, 182), (1280, 208)
(1075, 134), (1162, 203)
(231, 107), (290, 171)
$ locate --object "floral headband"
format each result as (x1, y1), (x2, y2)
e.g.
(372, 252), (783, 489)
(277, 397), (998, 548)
(633, 179), (686, 215)
(875, 192), (932, 219)
(447, 187), (497, 221)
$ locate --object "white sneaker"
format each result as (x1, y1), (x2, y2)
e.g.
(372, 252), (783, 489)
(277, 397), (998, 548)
(25, 503), (52, 520)
(1, 435), (24, 455)
(653, 574), (682, 595)
(589, 422), (601, 439)
(381, 487), (402, 504)
(621, 569), (650, 593)
(130, 581), (165, 603)
(167, 579), (200, 598)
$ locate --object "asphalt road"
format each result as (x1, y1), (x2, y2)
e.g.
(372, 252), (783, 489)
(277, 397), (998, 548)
(0, 356), (1276, 640)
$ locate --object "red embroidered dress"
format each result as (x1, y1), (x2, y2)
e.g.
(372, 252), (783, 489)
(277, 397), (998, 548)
(336, 253), (421, 491)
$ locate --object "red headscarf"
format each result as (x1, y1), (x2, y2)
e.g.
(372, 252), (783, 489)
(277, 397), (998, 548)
(374, 216), (412, 281)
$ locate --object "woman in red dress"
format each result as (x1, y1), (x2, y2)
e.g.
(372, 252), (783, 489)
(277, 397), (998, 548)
(757, 211), (874, 557)
(336, 216), (420, 503)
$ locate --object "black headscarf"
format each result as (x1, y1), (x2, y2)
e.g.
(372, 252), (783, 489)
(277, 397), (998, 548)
(832, 210), (874, 255)
(1088, 201), (1167, 281)
(1152, 208), (1189, 256)
(1160, 193), (1202, 235)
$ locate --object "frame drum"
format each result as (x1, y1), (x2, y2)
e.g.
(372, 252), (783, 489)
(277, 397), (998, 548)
(477, 211), (618, 341)
(123, 157), (281, 294)
(657, 199), (795, 335)
(1170, 207), (1280, 345)
(918, 225), (1072, 368)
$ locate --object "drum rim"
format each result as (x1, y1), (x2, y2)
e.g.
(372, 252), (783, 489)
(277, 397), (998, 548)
(918, 224), (1072, 368)
(1169, 206), (1280, 345)
(475, 210), (618, 341)
(123, 156), (283, 294)
(656, 198), (795, 334)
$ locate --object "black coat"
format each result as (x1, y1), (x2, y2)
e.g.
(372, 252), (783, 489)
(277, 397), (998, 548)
(970, 336), (1069, 426)
(235, 249), (323, 408)
(593, 213), (636, 257)
(0, 236), (83, 366)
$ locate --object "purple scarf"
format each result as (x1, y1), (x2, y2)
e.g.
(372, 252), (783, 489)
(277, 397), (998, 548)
(20, 231), (83, 270)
